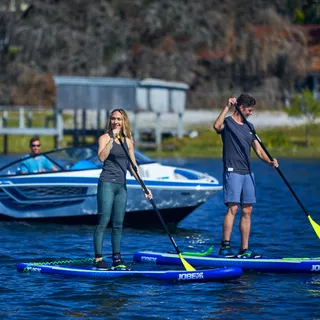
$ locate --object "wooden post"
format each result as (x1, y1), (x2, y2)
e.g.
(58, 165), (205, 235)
(155, 112), (162, 152)
(27, 109), (32, 127)
(133, 110), (140, 145)
(3, 110), (8, 154)
(94, 110), (100, 142)
(73, 109), (79, 146)
(177, 112), (184, 139)
(19, 107), (25, 128)
(81, 109), (86, 145)
(56, 109), (63, 148)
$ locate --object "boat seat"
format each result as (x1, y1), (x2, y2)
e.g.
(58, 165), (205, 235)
(174, 168), (199, 180)
(71, 160), (98, 170)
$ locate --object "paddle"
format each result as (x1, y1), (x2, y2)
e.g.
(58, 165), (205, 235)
(234, 103), (320, 238)
(116, 135), (196, 271)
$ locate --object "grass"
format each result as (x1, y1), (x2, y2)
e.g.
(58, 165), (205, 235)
(0, 109), (72, 154)
(143, 123), (320, 159)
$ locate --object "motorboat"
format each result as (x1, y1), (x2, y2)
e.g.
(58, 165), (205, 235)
(0, 146), (222, 228)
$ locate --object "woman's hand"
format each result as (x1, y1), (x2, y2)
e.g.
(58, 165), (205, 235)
(144, 188), (153, 200)
(111, 128), (120, 139)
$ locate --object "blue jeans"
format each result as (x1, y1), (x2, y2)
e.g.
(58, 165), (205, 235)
(94, 180), (127, 258)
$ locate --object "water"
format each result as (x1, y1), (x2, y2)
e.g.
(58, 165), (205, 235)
(1, 156), (320, 319)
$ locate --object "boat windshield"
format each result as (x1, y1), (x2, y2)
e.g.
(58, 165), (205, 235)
(0, 146), (155, 176)
(86, 146), (155, 166)
(133, 149), (155, 165)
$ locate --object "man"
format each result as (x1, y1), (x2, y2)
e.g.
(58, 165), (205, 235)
(20, 136), (58, 174)
(213, 93), (278, 258)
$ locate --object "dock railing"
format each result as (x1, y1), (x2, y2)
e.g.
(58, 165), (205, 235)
(0, 105), (63, 153)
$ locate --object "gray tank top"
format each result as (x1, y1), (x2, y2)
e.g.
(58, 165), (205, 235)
(99, 138), (129, 184)
(219, 116), (256, 174)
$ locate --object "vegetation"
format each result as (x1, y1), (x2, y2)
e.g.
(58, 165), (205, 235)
(0, 1), (319, 158)
(0, 0), (317, 109)
(2, 123), (320, 159)
(285, 89), (320, 147)
(291, 0), (320, 24)
(0, 108), (72, 154)
(144, 124), (320, 159)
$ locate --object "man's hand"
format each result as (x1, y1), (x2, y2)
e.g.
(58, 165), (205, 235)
(269, 158), (279, 168)
(228, 97), (237, 108)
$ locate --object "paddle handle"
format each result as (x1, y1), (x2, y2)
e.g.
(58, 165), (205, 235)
(234, 104), (310, 218)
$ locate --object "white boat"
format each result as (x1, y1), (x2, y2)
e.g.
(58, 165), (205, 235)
(0, 147), (222, 228)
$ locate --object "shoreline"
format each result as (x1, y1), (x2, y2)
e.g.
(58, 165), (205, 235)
(130, 110), (317, 130)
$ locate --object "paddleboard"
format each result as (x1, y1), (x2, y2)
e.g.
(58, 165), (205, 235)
(133, 250), (320, 274)
(17, 262), (242, 283)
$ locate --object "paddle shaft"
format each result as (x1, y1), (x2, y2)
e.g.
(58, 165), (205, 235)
(116, 136), (183, 255)
(234, 104), (310, 218)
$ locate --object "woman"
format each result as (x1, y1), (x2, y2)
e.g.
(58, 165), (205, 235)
(94, 109), (152, 270)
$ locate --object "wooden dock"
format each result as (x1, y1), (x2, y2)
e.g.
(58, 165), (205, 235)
(0, 106), (182, 153)
(0, 105), (63, 154)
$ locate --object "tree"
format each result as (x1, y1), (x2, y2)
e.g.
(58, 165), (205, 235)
(285, 89), (320, 147)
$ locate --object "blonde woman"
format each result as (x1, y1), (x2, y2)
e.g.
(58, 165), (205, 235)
(94, 109), (152, 270)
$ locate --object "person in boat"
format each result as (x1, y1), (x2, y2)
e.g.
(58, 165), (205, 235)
(94, 108), (152, 270)
(20, 136), (58, 174)
(213, 93), (278, 258)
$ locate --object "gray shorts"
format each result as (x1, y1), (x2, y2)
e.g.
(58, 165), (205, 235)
(223, 172), (256, 205)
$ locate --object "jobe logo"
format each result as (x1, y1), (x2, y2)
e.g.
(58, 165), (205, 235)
(178, 272), (204, 280)
(141, 256), (157, 263)
(311, 265), (320, 271)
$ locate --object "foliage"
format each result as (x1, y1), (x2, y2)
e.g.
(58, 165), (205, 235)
(260, 131), (291, 148)
(289, 0), (320, 24)
(285, 89), (320, 123)
(0, 0), (312, 108)
(144, 124), (320, 158)
(284, 89), (320, 146)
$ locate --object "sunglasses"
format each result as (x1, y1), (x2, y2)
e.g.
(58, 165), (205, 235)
(31, 144), (41, 147)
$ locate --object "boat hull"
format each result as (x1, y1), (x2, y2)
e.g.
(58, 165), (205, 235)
(0, 171), (220, 227)
(133, 251), (320, 274)
(0, 204), (200, 228)
(0, 147), (222, 227)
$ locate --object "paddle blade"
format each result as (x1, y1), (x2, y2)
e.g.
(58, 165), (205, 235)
(308, 215), (320, 238)
(178, 253), (196, 271)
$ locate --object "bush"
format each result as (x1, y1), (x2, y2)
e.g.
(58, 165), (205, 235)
(263, 132), (291, 148)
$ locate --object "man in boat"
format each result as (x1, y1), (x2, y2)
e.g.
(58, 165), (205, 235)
(20, 136), (58, 174)
(213, 93), (278, 258)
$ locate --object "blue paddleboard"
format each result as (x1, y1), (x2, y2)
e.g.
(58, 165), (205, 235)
(17, 262), (242, 283)
(133, 251), (320, 274)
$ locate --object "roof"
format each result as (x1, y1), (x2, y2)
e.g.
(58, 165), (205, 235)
(53, 76), (139, 110)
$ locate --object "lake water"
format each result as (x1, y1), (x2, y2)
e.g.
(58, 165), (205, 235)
(1, 156), (319, 319)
